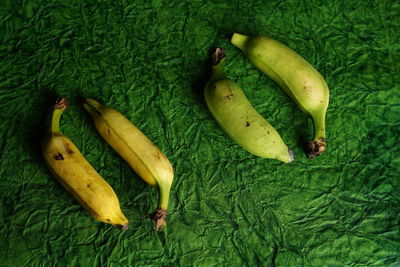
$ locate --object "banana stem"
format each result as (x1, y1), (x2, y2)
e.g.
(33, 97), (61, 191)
(210, 48), (227, 82)
(312, 114), (326, 142)
(211, 64), (226, 81)
(158, 183), (171, 211)
(153, 182), (171, 231)
(307, 113), (327, 158)
(49, 98), (68, 134)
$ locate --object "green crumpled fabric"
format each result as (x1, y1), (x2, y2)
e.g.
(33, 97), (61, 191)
(1, 0), (399, 266)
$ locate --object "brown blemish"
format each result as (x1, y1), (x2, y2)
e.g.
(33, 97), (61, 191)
(107, 129), (111, 135)
(246, 122), (250, 127)
(224, 93), (234, 100)
(106, 218), (111, 222)
(303, 86), (313, 96)
(54, 153), (64, 160)
(64, 143), (74, 154)
(154, 151), (162, 161)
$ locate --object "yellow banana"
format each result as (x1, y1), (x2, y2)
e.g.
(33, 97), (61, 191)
(83, 99), (174, 231)
(204, 48), (294, 163)
(42, 98), (129, 229)
(231, 33), (330, 158)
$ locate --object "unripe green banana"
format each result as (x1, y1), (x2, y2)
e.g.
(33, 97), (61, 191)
(204, 48), (294, 163)
(83, 99), (174, 231)
(231, 33), (330, 158)
(42, 98), (129, 230)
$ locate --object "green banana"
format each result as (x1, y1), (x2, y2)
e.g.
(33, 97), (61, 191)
(42, 98), (129, 229)
(83, 99), (174, 231)
(231, 33), (330, 158)
(204, 48), (294, 163)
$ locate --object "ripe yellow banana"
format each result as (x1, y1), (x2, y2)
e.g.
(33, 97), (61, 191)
(231, 33), (330, 158)
(204, 48), (294, 163)
(83, 99), (174, 231)
(42, 98), (129, 229)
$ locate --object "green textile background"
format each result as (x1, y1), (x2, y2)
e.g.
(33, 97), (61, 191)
(1, 0), (399, 266)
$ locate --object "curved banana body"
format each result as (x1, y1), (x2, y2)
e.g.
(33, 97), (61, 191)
(204, 48), (294, 163)
(83, 99), (174, 231)
(231, 33), (330, 158)
(42, 98), (128, 229)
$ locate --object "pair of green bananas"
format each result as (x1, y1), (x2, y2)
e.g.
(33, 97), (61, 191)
(205, 33), (330, 162)
(42, 98), (173, 231)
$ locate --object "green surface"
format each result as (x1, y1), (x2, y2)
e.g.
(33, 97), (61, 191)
(1, 0), (399, 266)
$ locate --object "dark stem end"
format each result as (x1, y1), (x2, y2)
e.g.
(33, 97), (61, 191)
(54, 98), (68, 110)
(212, 48), (226, 65)
(117, 223), (129, 231)
(306, 139), (326, 159)
(152, 208), (167, 231)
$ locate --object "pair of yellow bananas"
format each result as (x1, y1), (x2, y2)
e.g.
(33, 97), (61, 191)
(205, 33), (330, 162)
(42, 98), (173, 230)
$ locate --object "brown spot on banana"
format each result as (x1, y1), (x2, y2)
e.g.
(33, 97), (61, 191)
(246, 122), (250, 127)
(304, 86), (314, 97)
(54, 153), (64, 160)
(64, 143), (74, 154)
(154, 151), (163, 161)
(224, 93), (234, 100)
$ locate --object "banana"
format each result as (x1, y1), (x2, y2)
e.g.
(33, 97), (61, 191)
(204, 48), (294, 163)
(231, 33), (330, 158)
(83, 99), (174, 231)
(42, 98), (129, 230)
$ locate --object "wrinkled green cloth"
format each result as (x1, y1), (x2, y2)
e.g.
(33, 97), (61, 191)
(1, 0), (399, 266)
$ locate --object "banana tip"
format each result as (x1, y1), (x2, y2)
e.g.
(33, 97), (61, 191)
(288, 149), (295, 163)
(117, 223), (129, 231)
(230, 33), (249, 50)
(84, 98), (97, 106)
(83, 98), (103, 115)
